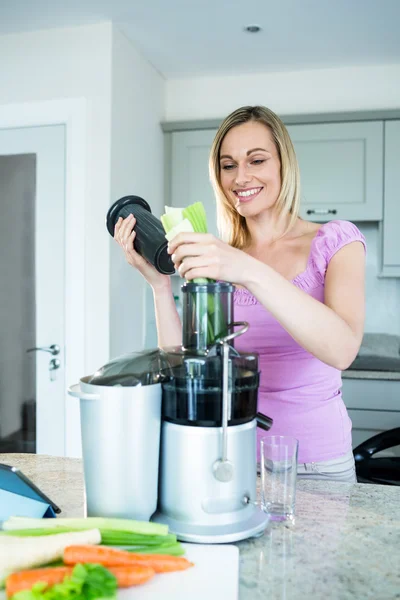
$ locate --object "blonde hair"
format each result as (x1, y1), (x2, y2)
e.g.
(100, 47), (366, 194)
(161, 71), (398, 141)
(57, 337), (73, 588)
(209, 106), (301, 248)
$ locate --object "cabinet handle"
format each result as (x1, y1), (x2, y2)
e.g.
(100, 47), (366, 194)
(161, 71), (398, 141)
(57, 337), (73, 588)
(306, 209), (337, 215)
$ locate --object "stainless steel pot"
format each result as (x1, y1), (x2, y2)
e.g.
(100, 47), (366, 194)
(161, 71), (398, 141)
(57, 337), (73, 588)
(68, 375), (162, 521)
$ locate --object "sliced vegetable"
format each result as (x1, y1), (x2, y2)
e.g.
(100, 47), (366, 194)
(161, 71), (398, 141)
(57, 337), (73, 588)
(182, 202), (208, 236)
(161, 201), (210, 285)
(64, 545), (194, 573)
(160, 206), (184, 232)
(9, 563), (118, 600)
(161, 201), (228, 345)
(0, 521), (184, 556)
(163, 218), (194, 242)
(6, 563), (154, 596)
(0, 529), (101, 585)
(125, 544), (185, 556)
(107, 565), (154, 587)
(6, 567), (72, 596)
(2, 517), (167, 537)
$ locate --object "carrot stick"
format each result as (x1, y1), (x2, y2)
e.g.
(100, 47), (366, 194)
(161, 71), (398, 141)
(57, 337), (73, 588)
(6, 564), (155, 596)
(108, 565), (155, 587)
(6, 567), (72, 597)
(64, 545), (194, 572)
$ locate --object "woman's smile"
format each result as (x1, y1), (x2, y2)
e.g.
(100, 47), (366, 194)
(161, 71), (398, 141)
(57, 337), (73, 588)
(234, 186), (264, 203)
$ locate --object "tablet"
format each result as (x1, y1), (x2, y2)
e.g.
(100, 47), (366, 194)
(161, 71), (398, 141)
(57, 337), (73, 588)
(0, 463), (61, 514)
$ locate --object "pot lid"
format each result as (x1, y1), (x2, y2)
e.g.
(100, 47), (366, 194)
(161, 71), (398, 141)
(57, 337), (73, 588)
(87, 348), (164, 387)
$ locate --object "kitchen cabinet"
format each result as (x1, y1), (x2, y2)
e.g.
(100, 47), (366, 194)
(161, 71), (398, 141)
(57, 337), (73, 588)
(342, 376), (400, 455)
(167, 121), (384, 232)
(286, 121), (383, 222)
(381, 120), (400, 277)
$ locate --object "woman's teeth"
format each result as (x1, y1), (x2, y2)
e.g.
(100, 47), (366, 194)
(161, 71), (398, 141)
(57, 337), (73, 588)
(236, 187), (262, 200)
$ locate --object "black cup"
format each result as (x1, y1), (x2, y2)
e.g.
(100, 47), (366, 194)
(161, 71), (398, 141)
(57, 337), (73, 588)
(106, 195), (175, 275)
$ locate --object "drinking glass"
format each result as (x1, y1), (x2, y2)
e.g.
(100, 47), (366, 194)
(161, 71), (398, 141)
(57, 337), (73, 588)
(260, 435), (299, 521)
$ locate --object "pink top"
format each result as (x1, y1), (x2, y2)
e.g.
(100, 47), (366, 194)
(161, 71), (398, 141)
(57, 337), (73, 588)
(234, 220), (367, 463)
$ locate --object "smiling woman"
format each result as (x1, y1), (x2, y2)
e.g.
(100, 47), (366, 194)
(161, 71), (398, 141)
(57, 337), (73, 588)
(115, 104), (366, 482)
(210, 106), (300, 249)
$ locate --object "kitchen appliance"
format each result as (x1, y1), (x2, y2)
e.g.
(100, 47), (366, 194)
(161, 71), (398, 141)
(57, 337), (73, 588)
(106, 195), (175, 275)
(153, 281), (271, 542)
(68, 350), (163, 522)
(68, 282), (272, 542)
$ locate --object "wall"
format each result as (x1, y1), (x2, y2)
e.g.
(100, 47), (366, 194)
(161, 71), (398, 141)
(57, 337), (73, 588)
(165, 63), (400, 121)
(0, 23), (112, 374)
(109, 27), (165, 357)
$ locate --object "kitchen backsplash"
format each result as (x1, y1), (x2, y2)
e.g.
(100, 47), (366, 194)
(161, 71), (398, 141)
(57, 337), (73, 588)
(144, 221), (400, 348)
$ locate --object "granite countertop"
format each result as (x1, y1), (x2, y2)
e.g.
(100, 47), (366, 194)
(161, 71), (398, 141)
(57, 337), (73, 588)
(1, 454), (399, 599)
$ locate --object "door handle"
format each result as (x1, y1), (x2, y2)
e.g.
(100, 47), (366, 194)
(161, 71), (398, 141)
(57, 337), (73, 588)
(27, 344), (60, 356)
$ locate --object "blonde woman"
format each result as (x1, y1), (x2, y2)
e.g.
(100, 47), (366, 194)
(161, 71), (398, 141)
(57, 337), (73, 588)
(115, 106), (366, 482)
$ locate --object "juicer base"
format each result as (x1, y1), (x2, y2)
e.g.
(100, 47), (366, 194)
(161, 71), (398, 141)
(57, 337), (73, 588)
(152, 509), (269, 544)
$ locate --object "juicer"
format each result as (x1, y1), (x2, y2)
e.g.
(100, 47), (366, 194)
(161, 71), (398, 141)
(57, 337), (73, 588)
(69, 281), (272, 543)
(153, 281), (271, 543)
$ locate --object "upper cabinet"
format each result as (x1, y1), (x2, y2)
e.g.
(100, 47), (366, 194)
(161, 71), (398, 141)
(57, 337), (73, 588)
(287, 121), (384, 222)
(168, 121), (384, 234)
(167, 116), (400, 277)
(381, 120), (400, 277)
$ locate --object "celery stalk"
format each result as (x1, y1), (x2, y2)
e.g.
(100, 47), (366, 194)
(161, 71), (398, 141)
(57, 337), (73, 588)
(0, 525), (185, 557)
(2, 516), (168, 537)
(161, 201), (227, 347)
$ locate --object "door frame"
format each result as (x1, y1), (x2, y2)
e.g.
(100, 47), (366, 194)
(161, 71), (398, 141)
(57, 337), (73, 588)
(0, 98), (86, 457)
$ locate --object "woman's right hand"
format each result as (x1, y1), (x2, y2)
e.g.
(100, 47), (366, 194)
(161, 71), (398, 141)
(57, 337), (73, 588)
(113, 214), (171, 290)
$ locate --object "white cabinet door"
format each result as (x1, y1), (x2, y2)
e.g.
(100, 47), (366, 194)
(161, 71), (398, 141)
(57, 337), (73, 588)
(342, 377), (400, 453)
(170, 130), (218, 237)
(287, 121), (384, 222)
(381, 120), (400, 277)
(348, 409), (400, 456)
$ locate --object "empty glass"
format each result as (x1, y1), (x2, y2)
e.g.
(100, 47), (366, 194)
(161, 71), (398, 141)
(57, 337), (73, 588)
(260, 435), (299, 522)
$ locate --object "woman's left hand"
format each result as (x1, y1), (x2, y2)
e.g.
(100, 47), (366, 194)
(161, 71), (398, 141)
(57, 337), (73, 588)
(167, 232), (253, 284)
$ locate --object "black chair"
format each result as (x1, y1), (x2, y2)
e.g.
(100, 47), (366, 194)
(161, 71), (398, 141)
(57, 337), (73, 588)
(353, 427), (400, 485)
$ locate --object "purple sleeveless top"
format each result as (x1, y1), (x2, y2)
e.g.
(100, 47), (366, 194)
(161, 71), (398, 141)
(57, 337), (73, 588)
(234, 220), (366, 463)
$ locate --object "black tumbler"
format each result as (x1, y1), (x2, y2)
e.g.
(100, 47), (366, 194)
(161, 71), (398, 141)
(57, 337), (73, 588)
(106, 195), (175, 275)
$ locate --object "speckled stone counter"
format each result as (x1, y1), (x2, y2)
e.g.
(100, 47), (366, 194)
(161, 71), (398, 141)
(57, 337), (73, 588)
(1, 454), (399, 599)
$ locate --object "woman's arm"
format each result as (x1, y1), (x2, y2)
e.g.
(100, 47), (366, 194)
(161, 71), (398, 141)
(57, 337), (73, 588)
(243, 241), (365, 370)
(152, 280), (182, 348)
(168, 233), (365, 370)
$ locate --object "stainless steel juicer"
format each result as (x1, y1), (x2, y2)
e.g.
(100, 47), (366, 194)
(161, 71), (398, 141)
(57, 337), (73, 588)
(152, 281), (271, 542)
(69, 281), (272, 543)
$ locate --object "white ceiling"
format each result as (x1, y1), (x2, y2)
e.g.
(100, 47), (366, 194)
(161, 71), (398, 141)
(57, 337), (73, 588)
(1, 0), (400, 78)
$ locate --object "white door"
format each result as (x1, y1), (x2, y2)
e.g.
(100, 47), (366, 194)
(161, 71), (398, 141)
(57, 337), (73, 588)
(0, 125), (66, 456)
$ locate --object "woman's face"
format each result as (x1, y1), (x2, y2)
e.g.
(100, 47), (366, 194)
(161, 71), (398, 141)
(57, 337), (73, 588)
(219, 121), (281, 218)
